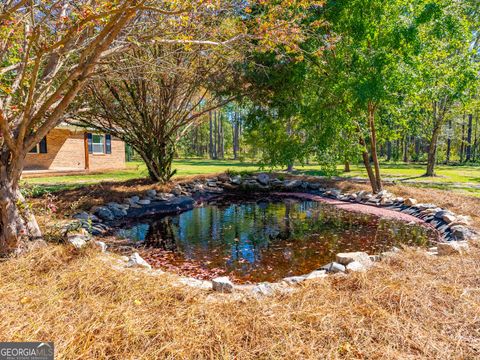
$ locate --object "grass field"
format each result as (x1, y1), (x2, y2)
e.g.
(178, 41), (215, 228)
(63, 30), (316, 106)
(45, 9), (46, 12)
(22, 159), (480, 196)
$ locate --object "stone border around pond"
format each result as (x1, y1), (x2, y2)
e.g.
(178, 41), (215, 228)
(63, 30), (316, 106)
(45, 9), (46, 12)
(65, 173), (479, 295)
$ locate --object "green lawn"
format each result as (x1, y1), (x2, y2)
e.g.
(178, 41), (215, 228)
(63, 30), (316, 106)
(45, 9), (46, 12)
(21, 159), (480, 197)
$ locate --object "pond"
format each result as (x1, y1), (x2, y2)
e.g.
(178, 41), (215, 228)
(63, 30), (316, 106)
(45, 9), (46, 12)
(116, 196), (438, 283)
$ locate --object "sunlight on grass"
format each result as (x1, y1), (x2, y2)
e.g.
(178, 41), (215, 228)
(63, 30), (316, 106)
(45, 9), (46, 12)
(21, 159), (480, 196)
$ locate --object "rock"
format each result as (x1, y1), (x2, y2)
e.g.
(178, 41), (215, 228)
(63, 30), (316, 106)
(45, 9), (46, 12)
(305, 270), (328, 280)
(231, 175), (242, 185)
(193, 184), (205, 192)
(218, 173), (230, 182)
(179, 277), (212, 290)
(283, 276), (306, 284)
(336, 252), (373, 267)
(320, 262), (346, 273)
(380, 198), (394, 206)
(172, 185), (183, 196)
(257, 173), (270, 185)
(73, 212), (99, 222)
(95, 241), (107, 252)
(127, 252), (152, 269)
(270, 178), (283, 187)
(437, 241), (469, 256)
(442, 213), (456, 224)
(283, 179), (302, 189)
(252, 283), (274, 296)
(395, 197), (405, 203)
(110, 207), (127, 218)
(450, 215), (472, 227)
(127, 196), (195, 219)
(450, 226), (473, 241)
(308, 182), (322, 190)
(212, 277), (234, 293)
(346, 261), (368, 273)
(156, 193), (175, 201)
(404, 198), (417, 206)
(67, 233), (90, 249)
(146, 189), (157, 198)
(93, 206), (114, 221)
(137, 199), (151, 205)
(435, 210), (452, 219)
(369, 255), (381, 262)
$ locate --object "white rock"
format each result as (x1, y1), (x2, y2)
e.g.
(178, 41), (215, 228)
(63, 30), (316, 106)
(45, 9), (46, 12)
(437, 241), (469, 256)
(137, 199), (151, 205)
(252, 283), (274, 296)
(305, 270), (327, 280)
(336, 252), (373, 267)
(283, 276), (306, 284)
(345, 261), (367, 273)
(442, 213), (456, 224)
(68, 234), (89, 249)
(231, 175), (242, 185)
(404, 198), (418, 206)
(212, 277), (234, 293)
(127, 252), (152, 269)
(95, 241), (107, 253)
(320, 262), (346, 273)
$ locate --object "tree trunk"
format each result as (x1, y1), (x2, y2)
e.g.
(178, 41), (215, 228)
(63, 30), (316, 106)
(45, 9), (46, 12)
(286, 163), (294, 172)
(0, 152), (42, 255)
(466, 114), (473, 162)
(209, 111), (214, 159)
(386, 141), (392, 161)
(344, 160), (351, 173)
(445, 120), (452, 164)
(403, 135), (409, 163)
(426, 123), (441, 177)
(139, 141), (176, 183)
(367, 102), (382, 192)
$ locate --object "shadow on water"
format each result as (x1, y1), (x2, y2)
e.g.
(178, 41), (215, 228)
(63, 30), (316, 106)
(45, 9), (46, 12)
(117, 197), (437, 283)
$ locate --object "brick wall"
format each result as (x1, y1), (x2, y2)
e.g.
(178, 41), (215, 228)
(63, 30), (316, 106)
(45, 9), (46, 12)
(89, 137), (126, 170)
(24, 128), (126, 171)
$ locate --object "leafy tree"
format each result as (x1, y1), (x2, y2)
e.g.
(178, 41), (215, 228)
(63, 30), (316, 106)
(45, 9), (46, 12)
(0, 0), (157, 253)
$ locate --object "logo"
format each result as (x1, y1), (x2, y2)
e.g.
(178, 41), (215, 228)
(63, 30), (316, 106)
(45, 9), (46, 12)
(0, 343), (54, 360)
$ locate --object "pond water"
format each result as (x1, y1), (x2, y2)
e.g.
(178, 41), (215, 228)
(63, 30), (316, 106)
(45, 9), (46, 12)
(117, 197), (438, 283)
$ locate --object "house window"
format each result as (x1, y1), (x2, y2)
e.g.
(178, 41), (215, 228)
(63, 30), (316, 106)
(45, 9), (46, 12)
(87, 133), (112, 154)
(92, 134), (105, 154)
(29, 137), (48, 154)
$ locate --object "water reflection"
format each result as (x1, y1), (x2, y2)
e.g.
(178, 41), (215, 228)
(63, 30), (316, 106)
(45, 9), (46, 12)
(117, 199), (437, 283)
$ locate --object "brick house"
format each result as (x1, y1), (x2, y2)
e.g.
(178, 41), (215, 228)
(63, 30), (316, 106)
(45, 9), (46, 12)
(24, 124), (126, 172)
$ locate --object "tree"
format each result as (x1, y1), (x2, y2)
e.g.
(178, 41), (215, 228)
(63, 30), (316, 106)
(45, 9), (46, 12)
(0, 0), (163, 253)
(414, 1), (478, 176)
(75, 39), (238, 182)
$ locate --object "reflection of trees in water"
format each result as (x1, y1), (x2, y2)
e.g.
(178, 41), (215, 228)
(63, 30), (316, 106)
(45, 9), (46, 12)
(144, 218), (178, 251)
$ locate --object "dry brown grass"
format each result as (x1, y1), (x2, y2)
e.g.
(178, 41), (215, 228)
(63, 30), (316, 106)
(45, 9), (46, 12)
(12, 176), (479, 359)
(1, 244), (479, 359)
